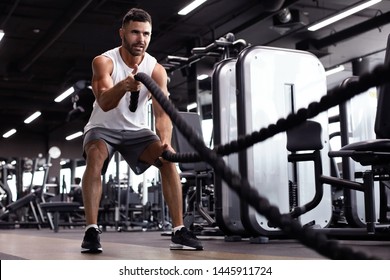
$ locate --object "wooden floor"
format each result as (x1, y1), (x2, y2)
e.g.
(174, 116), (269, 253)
(1, 226), (390, 260)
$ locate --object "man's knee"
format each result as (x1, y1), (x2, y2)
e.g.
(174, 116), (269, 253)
(85, 141), (108, 169)
(86, 141), (107, 157)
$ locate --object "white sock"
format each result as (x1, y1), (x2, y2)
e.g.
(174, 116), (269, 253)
(85, 224), (99, 231)
(173, 225), (184, 233)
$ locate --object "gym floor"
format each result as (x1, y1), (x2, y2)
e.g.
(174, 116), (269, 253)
(1, 227), (390, 260)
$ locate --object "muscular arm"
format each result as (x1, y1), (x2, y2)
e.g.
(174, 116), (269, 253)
(151, 63), (174, 147)
(91, 55), (140, 112)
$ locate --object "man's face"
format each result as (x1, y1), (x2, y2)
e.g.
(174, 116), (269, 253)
(121, 20), (152, 56)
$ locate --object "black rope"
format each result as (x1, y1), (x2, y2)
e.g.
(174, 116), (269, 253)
(134, 63), (390, 260)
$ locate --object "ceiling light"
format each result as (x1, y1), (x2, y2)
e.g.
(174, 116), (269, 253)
(325, 65), (345, 76)
(24, 111), (42, 124)
(3, 129), (17, 138)
(0, 30), (4, 42)
(66, 131), (83, 141)
(308, 0), (382, 32)
(178, 0), (207, 15)
(54, 86), (74, 103)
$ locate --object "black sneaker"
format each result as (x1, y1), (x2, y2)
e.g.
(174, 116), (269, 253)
(81, 227), (103, 254)
(170, 227), (203, 250)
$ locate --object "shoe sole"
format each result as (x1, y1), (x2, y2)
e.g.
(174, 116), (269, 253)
(81, 248), (103, 254)
(169, 243), (203, 250)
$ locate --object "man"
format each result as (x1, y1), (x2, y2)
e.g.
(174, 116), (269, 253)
(81, 8), (203, 253)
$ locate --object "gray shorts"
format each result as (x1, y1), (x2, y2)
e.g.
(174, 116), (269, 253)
(83, 127), (160, 175)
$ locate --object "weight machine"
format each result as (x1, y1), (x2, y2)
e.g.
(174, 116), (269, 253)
(0, 160), (39, 229)
(0, 148), (61, 229)
(37, 146), (85, 232)
(166, 33), (248, 233)
(211, 35), (390, 241)
(286, 35), (390, 238)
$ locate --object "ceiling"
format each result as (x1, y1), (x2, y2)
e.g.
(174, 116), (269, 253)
(1, 0), (390, 142)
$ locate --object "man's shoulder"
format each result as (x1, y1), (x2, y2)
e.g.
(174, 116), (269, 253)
(101, 47), (120, 58)
(92, 54), (113, 68)
(140, 52), (158, 74)
(144, 52), (157, 63)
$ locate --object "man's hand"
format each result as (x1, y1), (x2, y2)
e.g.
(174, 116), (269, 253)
(122, 64), (141, 92)
(159, 143), (176, 163)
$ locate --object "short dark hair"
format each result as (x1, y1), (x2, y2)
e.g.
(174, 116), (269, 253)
(122, 8), (152, 26)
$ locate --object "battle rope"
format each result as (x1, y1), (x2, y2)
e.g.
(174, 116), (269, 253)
(134, 63), (390, 260)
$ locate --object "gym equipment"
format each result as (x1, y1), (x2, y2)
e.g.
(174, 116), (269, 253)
(235, 46), (332, 237)
(146, 181), (167, 229)
(98, 155), (159, 231)
(166, 34), (247, 235)
(172, 111), (215, 231)
(0, 160), (40, 229)
(0, 192), (40, 228)
(0, 155), (54, 229)
(118, 181), (150, 231)
(325, 34), (390, 235)
(165, 33), (247, 73)
(135, 63), (390, 259)
(212, 58), (248, 238)
(66, 83), (86, 122)
(333, 77), (380, 227)
(282, 34), (390, 238)
(39, 146), (87, 231)
(39, 201), (83, 232)
(0, 160), (14, 207)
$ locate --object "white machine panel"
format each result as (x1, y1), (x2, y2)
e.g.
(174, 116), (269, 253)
(212, 58), (247, 236)
(236, 46), (332, 236)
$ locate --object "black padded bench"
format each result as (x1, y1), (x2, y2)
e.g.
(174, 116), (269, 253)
(39, 202), (84, 232)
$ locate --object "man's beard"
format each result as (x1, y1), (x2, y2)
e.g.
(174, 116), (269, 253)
(123, 39), (144, 56)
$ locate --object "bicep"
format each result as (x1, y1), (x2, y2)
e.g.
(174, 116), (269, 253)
(91, 56), (114, 98)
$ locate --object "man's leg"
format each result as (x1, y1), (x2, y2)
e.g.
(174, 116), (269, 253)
(159, 160), (183, 228)
(81, 140), (108, 253)
(139, 141), (203, 250)
(82, 140), (108, 225)
(139, 141), (183, 226)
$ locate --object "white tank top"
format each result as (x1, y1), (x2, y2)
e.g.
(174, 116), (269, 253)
(84, 47), (157, 132)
